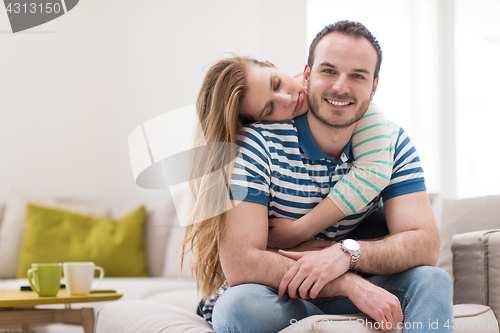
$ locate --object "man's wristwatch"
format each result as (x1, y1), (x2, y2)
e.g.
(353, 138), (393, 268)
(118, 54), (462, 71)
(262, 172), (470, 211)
(341, 239), (361, 270)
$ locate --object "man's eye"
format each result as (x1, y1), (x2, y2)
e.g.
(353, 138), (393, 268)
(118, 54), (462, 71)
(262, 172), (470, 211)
(353, 74), (364, 79)
(324, 69), (334, 74)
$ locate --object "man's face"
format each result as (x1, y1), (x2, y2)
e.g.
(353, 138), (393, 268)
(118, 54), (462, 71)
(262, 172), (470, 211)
(304, 32), (379, 129)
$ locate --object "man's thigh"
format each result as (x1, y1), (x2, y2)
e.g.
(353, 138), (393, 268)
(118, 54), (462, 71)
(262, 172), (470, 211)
(211, 283), (323, 333)
(314, 266), (452, 326)
(311, 275), (409, 316)
(211, 267), (452, 332)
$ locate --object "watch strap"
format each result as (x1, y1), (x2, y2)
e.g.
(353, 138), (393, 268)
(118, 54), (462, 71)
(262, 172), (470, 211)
(349, 251), (360, 270)
(341, 239), (361, 270)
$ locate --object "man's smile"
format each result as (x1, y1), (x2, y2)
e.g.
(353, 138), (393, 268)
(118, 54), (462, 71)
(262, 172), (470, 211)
(325, 99), (353, 107)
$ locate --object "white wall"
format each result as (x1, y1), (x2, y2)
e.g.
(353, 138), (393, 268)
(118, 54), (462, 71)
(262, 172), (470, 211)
(0, 0), (307, 202)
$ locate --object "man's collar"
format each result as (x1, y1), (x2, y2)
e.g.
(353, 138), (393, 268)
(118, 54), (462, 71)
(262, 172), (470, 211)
(294, 112), (352, 163)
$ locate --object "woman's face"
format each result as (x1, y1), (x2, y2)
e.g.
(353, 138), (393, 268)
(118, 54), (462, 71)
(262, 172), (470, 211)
(242, 64), (309, 122)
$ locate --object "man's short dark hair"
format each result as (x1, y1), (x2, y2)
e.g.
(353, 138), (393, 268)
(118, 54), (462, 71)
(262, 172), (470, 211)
(307, 20), (383, 80)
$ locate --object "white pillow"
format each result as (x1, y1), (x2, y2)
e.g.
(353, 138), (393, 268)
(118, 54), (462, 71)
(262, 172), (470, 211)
(0, 189), (109, 278)
(143, 201), (176, 277)
(163, 217), (192, 279)
(96, 301), (213, 333)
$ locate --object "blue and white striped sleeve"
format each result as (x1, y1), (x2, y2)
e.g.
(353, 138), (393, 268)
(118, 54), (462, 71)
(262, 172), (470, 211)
(381, 124), (426, 201)
(229, 126), (272, 207)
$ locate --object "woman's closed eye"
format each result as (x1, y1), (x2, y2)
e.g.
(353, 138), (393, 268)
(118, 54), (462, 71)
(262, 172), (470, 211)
(265, 77), (281, 117)
(274, 77), (281, 91)
(268, 102), (274, 116)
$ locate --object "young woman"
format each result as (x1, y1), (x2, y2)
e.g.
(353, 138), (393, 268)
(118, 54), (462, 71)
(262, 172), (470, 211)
(182, 55), (392, 323)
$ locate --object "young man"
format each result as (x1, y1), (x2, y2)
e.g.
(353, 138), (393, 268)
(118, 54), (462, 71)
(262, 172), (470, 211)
(211, 21), (454, 333)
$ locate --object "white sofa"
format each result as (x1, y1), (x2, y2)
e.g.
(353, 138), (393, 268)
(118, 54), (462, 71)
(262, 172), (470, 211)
(1, 191), (500, 332)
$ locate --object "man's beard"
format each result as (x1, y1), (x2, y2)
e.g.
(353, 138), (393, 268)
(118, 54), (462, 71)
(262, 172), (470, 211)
(307, 92), (370, 129)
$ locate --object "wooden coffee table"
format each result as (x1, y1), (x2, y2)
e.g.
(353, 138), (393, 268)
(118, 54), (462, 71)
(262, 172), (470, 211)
(0, 289), (122, 333)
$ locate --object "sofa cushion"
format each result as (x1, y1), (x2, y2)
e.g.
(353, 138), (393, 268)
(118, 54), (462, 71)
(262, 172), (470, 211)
(142, 200), (177, 277)
(0, 189), (109, 279)
(277, 304), (499, 333)
(436, 194), (500, 277)
(428, 193), (443, 229)
(453, 304), (500, 333)
(80, 196), (176, 277)
(279, 314), (400, 332)
(451, 230), (499, 306)
(453, 230), (500, 322)
(143, 288), (200, 313)
(0, 202), (5, 229)
(96, 301), (214, 333)
(95, 301), (499, 333)
(486, 232), (500, 322)
(17, 204), (148, 278)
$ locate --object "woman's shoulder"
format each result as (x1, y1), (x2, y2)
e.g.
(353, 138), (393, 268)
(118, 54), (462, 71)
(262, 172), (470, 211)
(245, 120), (295, 132)
(243, 121), (298, 140)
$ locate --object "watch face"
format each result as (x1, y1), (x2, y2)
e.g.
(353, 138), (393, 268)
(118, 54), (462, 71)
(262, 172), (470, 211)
(344, 239), (360, 251)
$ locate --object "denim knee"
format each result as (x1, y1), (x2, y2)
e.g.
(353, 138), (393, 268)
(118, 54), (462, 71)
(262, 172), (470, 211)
(399, 266), (455, 332)
(409, 266), (451, 288)
(402, 266), (453, 302)
(211, 284), (280, 332)
(213, 284), (270, 317)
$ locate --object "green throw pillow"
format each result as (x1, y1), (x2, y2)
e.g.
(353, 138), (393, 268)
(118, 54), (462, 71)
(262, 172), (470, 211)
(17, 204), (149, 278)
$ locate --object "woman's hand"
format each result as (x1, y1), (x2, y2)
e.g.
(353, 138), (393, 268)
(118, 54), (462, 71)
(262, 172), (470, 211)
(268, 217), (309, 249)
(291, 239), (335, 252)
(267, 239), (334, 253)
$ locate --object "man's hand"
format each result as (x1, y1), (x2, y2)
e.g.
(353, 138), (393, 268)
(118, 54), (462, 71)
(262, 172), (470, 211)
(268, 218), (308, 249)
(277, 244), (350, 299)
(343, 273), (403, 331)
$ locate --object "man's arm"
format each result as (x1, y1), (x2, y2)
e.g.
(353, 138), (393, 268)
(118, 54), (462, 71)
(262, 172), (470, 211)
(221, 200), (351, 290)
(220, 200), (403, 330)
(278, 191), (439, 298)
(220, 199), (361, 291)
(219, 200), (292, 288)
(355, 190), (439, 274)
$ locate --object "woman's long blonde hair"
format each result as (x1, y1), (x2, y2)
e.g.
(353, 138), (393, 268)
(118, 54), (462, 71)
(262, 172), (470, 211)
(182, 55), (269, 300)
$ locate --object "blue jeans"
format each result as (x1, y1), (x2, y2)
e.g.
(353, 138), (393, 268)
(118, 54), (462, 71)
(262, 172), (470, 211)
(212, 266), (455, 333)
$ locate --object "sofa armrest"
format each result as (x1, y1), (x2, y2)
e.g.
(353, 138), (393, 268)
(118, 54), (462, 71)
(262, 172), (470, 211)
(451, 229), (500, 319)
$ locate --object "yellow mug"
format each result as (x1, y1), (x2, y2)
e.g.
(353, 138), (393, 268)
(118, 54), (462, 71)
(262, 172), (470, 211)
(27, 263), (62, 297)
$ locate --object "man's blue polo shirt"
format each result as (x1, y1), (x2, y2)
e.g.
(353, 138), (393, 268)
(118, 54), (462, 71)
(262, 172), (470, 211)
(230, 112), (426, 241)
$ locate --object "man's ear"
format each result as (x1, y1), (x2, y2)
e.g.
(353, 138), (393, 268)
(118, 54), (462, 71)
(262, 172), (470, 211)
(370, 76), (379, 101)
(303, 64), (311, 88)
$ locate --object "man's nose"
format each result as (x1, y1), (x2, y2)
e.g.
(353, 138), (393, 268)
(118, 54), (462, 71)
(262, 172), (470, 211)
(332, 74), (349, 95)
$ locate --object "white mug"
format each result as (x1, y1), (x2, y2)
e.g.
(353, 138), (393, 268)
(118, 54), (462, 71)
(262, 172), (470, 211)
(63, 262), (104, 295)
